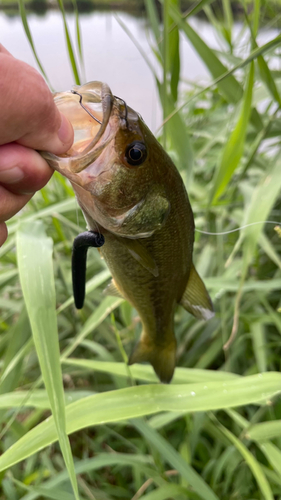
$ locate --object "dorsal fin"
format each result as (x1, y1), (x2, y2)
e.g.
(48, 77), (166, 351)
(180, 264), (214, 320)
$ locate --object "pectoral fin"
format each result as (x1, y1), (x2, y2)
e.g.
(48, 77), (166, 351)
(111, 188), (170, 238)
(119, 191), (170, 238)
(91, 187), (170, 239)
(119, 238), (159, 277)
(180, 264), (214, 320)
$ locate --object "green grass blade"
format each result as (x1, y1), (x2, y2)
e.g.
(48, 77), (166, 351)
(243, 34), (281, 63)
(0, 307), (30, 393)
(115, 14), (158, 79)
(250, 322), (267, 373)
(226, 410), (281, 484)
(183, 0), (216, 19)
(0, 372), (280, 471)
(243, 7), (281, 106)
(167, 0), (180, 103)
(257, 56), (281, 106)
(147, 410), (185, 429)
(15, 483), (75, 500)
(242, 156), (281, 269)
(246, 420), (281, 442)
(17, 0), (51, 87)
(7, 198), (77, 235)
(62, 358), (239, 383)
(0, 236), (16, 259)
(157, 81), (194, 176)
(116, 9), (192, 172)
(0, 390), (94, 410)
(61, 296), (123, 359)
(135, 484), (188, 500)
(71, 0), (84, 77)
(169, 3), (242, 104)
(16, 221), (80, 500)
(0, 338), (33, 387)
(215, 419), (274, 500)
(260, 442), (281, 480)
(205, 277), (281, 293)
(211, 62), (254, 202)
(162, 0), (169, 148)
(145, 0), (161, 47)
(253, 0), (260, 36)
(0, 269), (18, 287)
(133, 419), (220, 500)
(56, 0), (81, 85)
(0, 307), (31, 426)
(161, 34), (281, 129)
(56, 269), (111, 314)
(20, 454), (161, 500)
(222, 0), (233, 41)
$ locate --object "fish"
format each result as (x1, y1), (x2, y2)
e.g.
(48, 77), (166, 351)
(42, 81), (214, 383)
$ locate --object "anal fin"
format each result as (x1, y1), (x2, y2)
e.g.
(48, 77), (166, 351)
(103, 278), (124, 298)
(180, 264), (214, 320)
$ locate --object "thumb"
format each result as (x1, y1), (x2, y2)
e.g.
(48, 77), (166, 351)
(18, 111), (74, 155)
(0, 54), (74, 155)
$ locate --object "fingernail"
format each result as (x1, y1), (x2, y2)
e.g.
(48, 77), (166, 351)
(57, 113), (73, 145)
(0, 166), (25, 184)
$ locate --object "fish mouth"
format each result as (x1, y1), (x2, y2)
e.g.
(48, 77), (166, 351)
(43, 81), (140, 178)
(71, 81), (113, 155)
(51, 81), (115, 173)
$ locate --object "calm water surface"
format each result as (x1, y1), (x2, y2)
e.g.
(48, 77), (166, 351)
(0, 10), (279, 130)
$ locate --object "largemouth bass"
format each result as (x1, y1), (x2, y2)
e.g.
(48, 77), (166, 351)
(43, 81), (214, 383)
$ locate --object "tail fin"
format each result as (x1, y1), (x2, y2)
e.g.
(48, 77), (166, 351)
(128, 336), (176, 384)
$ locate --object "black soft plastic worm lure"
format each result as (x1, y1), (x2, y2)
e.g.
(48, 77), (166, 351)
(72, 231), (105, 309)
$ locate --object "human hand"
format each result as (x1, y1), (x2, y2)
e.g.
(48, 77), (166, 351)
(0, 45), (74, 246)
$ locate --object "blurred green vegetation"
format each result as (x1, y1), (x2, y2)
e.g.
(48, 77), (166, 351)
(0, 0), (281, 20)
(1, 0), (281, 499)
(0, 0), (142, 11)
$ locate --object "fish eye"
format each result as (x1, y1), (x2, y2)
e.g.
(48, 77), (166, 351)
(125, 141), (147, 166)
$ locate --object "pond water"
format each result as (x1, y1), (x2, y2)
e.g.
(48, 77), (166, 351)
(0, 9), (279, 131)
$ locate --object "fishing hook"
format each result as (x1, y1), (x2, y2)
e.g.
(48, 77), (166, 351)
(114, 95), (129, 128)
(72, 231), (105, 309)
(71, 89), (102, 124)
(71, 89), (128, 128)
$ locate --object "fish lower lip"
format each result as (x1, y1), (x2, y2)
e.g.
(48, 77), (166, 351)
(74, 82), (113, 157)
(50, 82), (114, 169)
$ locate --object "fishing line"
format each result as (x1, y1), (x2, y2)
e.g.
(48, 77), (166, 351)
(195, 220), (281, 236)
(71, 90), (102, 125)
